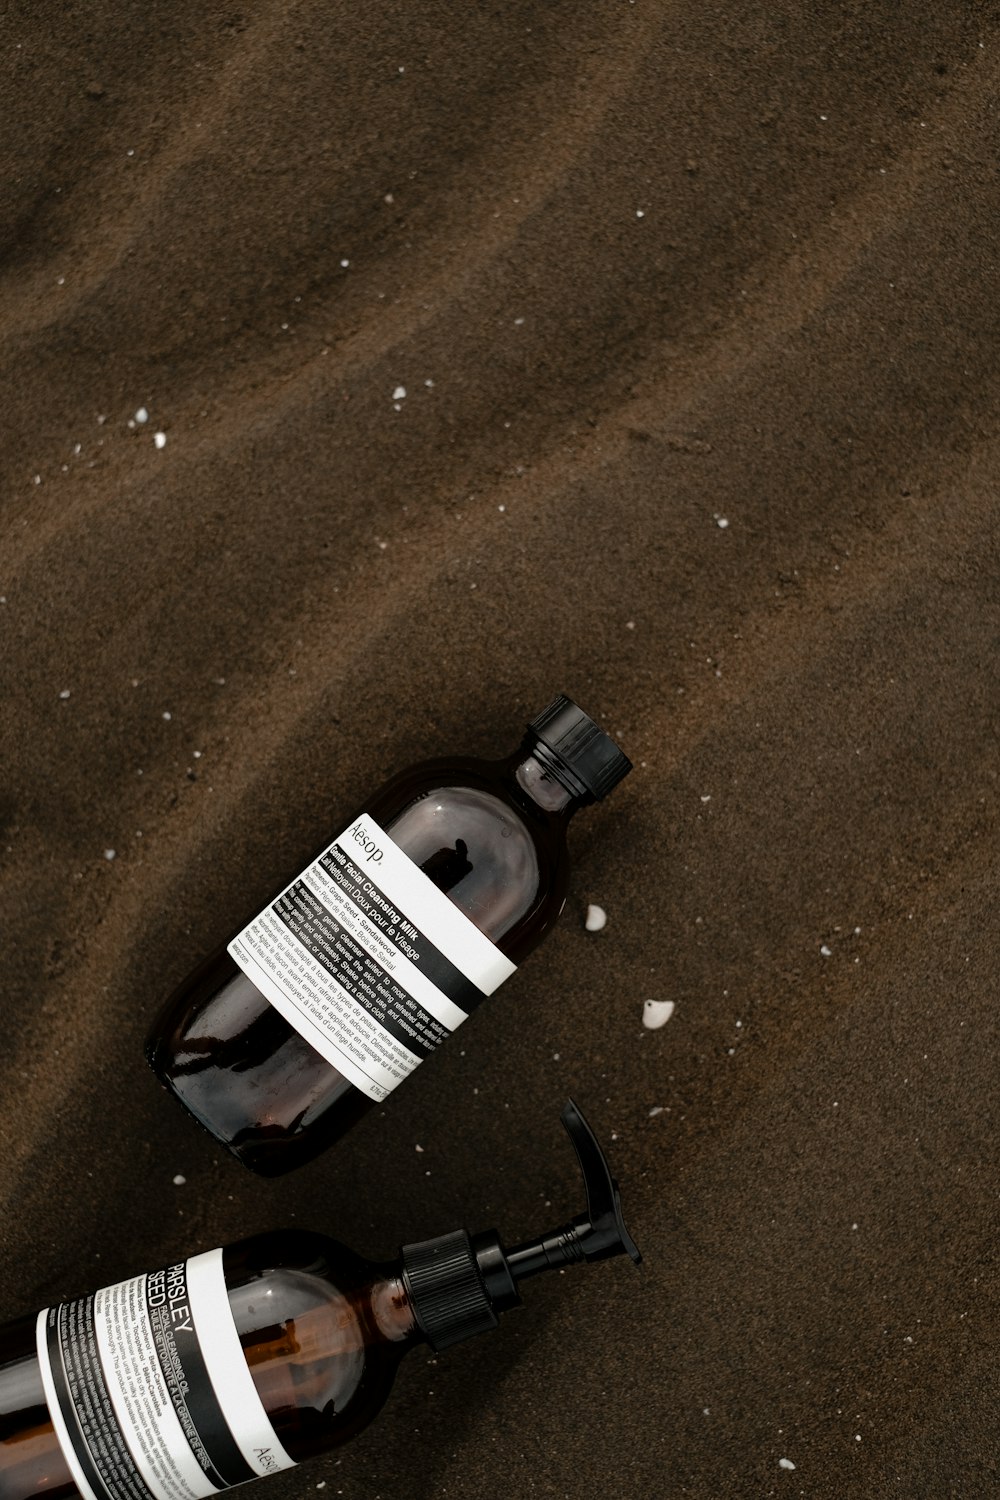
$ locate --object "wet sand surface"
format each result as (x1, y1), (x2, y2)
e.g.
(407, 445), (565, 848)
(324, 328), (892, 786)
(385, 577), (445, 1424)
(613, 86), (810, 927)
(2, 5), (999, 1496)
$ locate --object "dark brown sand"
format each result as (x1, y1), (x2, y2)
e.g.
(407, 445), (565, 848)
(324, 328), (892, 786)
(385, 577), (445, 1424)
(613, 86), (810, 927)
(2, 4), (999, 1496)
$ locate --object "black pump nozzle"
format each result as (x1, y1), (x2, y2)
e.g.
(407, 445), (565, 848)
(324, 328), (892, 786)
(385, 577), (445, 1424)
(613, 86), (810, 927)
(401, 1100), (641, 1351)
(502, 1098), (642, 1281)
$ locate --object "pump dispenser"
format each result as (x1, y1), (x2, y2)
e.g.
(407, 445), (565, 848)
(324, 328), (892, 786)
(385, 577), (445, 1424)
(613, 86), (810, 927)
(403, 1099), (641, 1349)
(0, 1102), (639, 1500)
(146, 695), (632, 1175)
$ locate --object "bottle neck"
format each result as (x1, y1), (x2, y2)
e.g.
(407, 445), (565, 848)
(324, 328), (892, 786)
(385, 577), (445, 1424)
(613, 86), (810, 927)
(510, 737), (595, 817)
(368, 1274), (423, 1346)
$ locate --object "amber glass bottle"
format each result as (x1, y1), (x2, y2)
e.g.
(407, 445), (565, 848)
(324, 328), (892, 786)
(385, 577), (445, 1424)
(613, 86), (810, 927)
(0, 1102), (640, 1500)
(0, 1234), (411, 1500)
(146, 696), (631, 1175)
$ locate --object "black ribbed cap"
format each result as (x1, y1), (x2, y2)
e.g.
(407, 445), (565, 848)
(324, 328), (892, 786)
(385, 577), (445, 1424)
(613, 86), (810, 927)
(401, 1230), (498, 1352)
(398, 1102), (640, 1357)
(528, 695), (632, 801)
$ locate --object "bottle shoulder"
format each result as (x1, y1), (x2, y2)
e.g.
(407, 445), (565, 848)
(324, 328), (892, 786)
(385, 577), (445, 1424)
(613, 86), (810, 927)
(364, 756), (569, 950)
(223, 1231), (412, 1461)
(367, 753), (519, 813)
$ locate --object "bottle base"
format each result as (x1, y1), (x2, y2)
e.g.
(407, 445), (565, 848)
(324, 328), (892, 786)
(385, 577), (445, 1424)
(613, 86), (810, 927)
(144, 1037), (375, 1176)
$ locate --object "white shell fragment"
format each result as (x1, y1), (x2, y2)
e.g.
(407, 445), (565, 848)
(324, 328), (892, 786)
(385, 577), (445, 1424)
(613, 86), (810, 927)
(584, 903), (607, 932)
(778, 1458), (796, 1471)
(643, 999), (675, 1030)
(154, 431), (167, 449)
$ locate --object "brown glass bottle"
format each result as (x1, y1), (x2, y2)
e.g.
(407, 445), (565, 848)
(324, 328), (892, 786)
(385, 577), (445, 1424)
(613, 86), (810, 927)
(0, 1102), (640, 1500)
(0, 1233), (416, 1500)
(146, 697), (631, 1175)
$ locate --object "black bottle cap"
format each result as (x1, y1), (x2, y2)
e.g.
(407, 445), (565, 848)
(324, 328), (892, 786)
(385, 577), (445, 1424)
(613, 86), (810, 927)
(400, 1100), (641, 1353)
(528, 695), (632, 800)
(400, 1230), (498, 1351)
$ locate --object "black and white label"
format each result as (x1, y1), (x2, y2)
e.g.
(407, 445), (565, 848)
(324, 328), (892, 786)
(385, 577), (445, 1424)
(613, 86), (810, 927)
(36, 1250), (294, 1500)
(228, 814), (517, 1102)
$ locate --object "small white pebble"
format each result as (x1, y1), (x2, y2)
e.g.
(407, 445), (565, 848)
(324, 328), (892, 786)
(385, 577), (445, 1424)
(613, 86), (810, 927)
(135, 407), (149, 424)
(154, 431), (167, 449)
(34, 474), (42, 484)
(700, 794), (711, 803)
(59, 688), (71, 699)
(648, 1106), (664, 1117)
(340, 258), (350, 268)
(424, 378), (435, 388)
(636, 208), (645, 218)
(778, 1458), (796, 1471)
(392, 385), (407, 401)
(162, 711), (172, 721)
(584, 903), (607, 932)
(173, 1174), (186, 1186)
(716, 516), (730, 529)
(626, 620), (635, 630)
(316, 1484), (326, 1490)
(103, 849), (116, 861)
(820, 944), (832, 956)
(415, 1144), (424, 1153)
(193, 749), (203, 759)
(514, 316), (525, 325)
(643, 999), (675, 1030)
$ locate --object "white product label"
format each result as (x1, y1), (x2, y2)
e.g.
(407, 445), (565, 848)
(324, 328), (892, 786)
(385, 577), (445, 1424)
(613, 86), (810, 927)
(36, 1250), (294, 1500)
(228, 814), (517, 1102)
